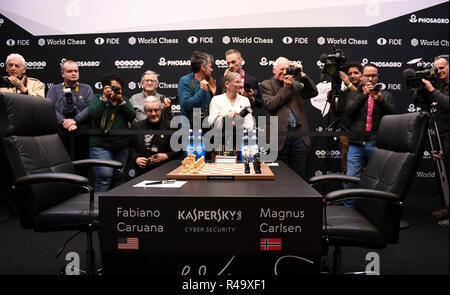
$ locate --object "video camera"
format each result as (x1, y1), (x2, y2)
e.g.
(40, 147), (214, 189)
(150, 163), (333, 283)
(403, 58), (438, 91)
(0, 76), (14, 88)
(320, 47), (347, 93)
(403, 58), (439, 109)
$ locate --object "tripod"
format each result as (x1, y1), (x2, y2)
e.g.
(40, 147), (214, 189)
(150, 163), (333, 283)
(426, 105), (449, 208)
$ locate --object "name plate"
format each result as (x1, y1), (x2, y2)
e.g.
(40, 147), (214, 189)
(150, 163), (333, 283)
(207, 175), (235, 181)
(215, 155), (237, 164)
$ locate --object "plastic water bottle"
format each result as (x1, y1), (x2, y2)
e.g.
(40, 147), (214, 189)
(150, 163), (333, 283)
(195, 129), (205, 159)
(186, 129), (195, 157)
(240, 129), (249, 162)
(250, 129), (259, 162)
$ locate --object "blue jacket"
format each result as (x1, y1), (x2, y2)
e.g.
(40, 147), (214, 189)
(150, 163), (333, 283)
(177, 72), (212, 120)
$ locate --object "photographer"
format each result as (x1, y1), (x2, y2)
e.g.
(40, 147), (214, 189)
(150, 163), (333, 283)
(0, 53), (45, 98)
(343, 63), (396, 207)
(327, 61), (364, 174)
(417, 54), (449, 227)
(260, 57), (318, 179)
(89, 73), (136, 192)
(46, 60), (93, 160)
(130, 70), (172, 122)
(128, 96), (180, 178)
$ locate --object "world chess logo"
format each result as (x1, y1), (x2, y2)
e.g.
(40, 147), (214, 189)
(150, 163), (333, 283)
(410, 38), (419, 47)
(128, 37), (136, 45)
(128, 81), (137, 90)
(38, 38), (46, 46)
(222, 36), (231, 44)
(317, 36), (326, 45)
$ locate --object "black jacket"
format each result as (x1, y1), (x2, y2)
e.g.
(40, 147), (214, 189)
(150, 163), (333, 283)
(345, 87), (397, 144)
(128, 118), (180, 176)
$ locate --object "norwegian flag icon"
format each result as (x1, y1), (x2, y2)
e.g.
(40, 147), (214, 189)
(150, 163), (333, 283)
(260, 238), (282, 251)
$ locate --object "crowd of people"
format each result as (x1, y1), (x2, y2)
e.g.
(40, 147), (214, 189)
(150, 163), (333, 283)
(0, 51), (448, 227)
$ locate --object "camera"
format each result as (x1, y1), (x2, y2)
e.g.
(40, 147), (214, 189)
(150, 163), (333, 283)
(239, 106), (252, 118)
(63, 88), (78, 118)
(111, 85), (121, 94)
(243, 83), (252, 92)
(286, 65), (301, 76)
(403, 58), (438, 91)
(0, 76), (14, 88)
(320, 47), (347, 77)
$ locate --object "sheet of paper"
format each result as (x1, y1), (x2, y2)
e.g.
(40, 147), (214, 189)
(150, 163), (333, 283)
(133, 180), (187, 188)
(265, 162), (279, 166)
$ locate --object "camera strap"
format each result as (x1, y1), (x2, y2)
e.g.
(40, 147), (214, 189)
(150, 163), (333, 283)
(100, 107), (116, 134)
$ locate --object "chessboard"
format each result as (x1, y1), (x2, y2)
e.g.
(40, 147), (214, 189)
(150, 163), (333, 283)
(166, 163), (275, 180)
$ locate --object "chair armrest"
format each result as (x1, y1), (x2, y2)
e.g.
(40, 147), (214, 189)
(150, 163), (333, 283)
(325, 188), (400, 205)
(72, 159), (123, 169)
(13, 173), (89, 188)
(309, 174), (360, 185)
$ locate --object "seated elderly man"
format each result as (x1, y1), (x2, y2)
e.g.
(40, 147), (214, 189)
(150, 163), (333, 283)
(0, 53), (45, 97)
(128, 96), (180, 178)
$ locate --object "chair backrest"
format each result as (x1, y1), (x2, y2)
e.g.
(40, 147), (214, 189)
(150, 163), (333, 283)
(0, 92), (79, 228)
(355, 112), (429, 243)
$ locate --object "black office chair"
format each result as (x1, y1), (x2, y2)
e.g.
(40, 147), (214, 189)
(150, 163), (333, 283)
(0, 92), (122, 275)
(309, 112), (429, 274)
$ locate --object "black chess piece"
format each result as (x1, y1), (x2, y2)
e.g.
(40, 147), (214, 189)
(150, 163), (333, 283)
(244, 157), (250, 174)
(253, 153), (262, 174)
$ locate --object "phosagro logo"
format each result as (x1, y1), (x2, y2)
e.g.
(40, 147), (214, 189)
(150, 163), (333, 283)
(259, 57), (276, 67)
(157, 57), (190, 67)
(409, 13), (449, 24)
(361, 58), (402, 68)
(60, 58), (101, 67)
(115, 60), (144, 69)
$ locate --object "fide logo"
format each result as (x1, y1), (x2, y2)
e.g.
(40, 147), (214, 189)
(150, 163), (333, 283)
(95, 37), (105, 45)
(377, 38), (387, 46)
(95, 82), (103, 90)
(188, 36), (198, 44)
(6, 39), (15, 46)
(282, 36), (293, 44)
(0, 18), (4, 27)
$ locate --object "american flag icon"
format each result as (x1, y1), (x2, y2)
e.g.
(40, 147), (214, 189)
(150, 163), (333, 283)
(260, 238), (282, 251)
(118, 237), (139, 250)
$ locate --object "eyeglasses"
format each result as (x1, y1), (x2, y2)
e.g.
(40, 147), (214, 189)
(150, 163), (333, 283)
(363, 74), (378, 78)
(143, 79), (158, 84)
(144, 108), (161, 113)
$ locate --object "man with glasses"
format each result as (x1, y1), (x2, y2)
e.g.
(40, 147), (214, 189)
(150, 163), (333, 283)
(130, 70), (172, 122)
(128, 96), (180, 177)
(343, 63), (396, 207)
